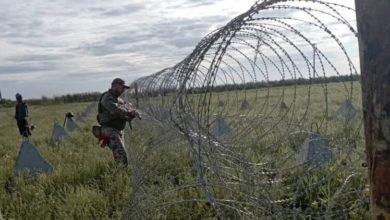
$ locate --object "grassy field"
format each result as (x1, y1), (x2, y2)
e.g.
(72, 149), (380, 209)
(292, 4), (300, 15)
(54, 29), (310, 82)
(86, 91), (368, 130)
(132, 80), (370, 219)
(0, 81), (370, 219)
(0, 103), (133, 219)
(0, 102), (214, 219)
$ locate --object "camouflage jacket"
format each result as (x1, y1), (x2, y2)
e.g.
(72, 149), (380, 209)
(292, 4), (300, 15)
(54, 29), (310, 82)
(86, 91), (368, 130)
(97, 89), (134, 130)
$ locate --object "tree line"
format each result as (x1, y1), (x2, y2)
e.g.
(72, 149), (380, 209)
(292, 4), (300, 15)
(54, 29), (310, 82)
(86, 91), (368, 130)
(191, 74), (360, 94)
(1, 74), (360, 107)
(136, 74), (360, 98)
(0, 92), (101, 108)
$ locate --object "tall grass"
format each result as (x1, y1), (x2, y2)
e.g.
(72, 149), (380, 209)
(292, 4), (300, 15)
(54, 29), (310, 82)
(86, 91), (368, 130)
(1, 103), (132, 219)
(0, 82), (370, 219)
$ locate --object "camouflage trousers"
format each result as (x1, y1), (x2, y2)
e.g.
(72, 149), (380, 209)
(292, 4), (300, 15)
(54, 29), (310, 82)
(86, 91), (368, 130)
(101, 127), (128, 166)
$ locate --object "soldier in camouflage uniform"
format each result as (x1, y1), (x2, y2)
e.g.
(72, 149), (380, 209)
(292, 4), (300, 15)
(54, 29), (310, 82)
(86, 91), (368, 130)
(14, 93), (32, 138)
(97, 78), (139, 167)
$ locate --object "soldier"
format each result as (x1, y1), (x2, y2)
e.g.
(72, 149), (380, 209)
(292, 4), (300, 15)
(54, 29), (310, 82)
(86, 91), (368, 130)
(97, 78), (139, 167)
(14, 93), (32, 138)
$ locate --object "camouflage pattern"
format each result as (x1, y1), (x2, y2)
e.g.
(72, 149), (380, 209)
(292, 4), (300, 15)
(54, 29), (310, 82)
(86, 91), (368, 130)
(98, 89), (135, 166)
(98, 89), (135, 130)
(101, 126), (128, 166)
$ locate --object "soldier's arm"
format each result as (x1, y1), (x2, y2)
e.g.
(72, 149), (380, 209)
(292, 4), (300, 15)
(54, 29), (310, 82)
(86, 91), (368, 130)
(124, 102), (141, 119)
(15, 105), (18, 120)
(101, 94), (131, 118)
(25, 103), (29, 118)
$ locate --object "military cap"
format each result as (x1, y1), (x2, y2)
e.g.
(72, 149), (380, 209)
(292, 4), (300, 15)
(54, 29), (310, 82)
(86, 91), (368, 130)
(111, 78), (130, 89)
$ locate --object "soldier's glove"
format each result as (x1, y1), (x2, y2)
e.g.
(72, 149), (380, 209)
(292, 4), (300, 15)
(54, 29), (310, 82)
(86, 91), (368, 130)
(127, 110), (141, 130)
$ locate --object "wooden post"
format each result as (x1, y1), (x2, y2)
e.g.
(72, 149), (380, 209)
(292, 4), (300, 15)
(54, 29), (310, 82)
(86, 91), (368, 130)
(355, 0), (390, 219)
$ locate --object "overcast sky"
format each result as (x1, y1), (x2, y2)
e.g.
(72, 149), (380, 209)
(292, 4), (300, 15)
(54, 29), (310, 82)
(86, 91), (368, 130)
(0, 0), (356, 99)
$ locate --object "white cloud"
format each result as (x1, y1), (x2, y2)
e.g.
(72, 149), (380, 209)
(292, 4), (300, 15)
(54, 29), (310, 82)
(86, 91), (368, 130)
(0, 0), (357, 99)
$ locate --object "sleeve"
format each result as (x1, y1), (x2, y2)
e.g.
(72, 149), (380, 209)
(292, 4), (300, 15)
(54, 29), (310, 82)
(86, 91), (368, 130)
(25, 103), (29, 118)
(101, 94), (131, 119)
(15, 105), (18, 120)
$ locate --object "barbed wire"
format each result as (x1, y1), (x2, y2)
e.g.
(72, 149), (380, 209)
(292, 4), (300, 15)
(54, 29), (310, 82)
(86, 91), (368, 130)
(125, 0), (366, 218)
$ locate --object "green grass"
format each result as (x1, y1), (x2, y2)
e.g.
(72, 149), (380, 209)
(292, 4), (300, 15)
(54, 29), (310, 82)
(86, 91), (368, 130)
(0, 81), (370, 219)
(0, 103), (131, 219)
(133, 81), (370, 219)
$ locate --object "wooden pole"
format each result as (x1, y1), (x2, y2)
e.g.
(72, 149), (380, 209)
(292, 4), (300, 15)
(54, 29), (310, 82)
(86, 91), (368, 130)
(355, 0), (390, 219)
